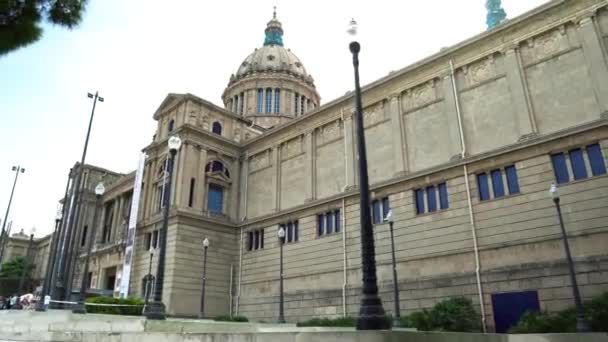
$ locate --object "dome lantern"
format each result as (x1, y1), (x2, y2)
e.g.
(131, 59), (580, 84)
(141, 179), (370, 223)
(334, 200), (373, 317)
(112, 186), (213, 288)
(264, 7), (284, 46)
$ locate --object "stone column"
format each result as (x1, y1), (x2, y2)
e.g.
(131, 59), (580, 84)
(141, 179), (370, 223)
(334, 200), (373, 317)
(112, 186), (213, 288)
(174, 143), (187, 207)
(303, 131), (314, 201)
(443, 73), (465, 159)
(503, 46), (536, 139)
(578, 14), (608, 115)
(238, 153), (249, 220)
(196, 148), (208, 212)
(179, 144), (195, 208)
(388, 93), (407, 176)
(143, 159), (156, 219)
(343, 110), (356, 189)
(273, 145), (282, 212)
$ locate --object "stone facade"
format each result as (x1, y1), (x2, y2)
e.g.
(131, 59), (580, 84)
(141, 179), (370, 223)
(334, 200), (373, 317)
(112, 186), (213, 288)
(50, 0), (608, 333)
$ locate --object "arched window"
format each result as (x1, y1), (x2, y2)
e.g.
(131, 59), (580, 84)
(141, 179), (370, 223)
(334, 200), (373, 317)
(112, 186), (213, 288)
(257, 89), (263, 113)
(212, 121), (222, 135)
(168, 119), (175, 133)
(265, 88), (272, 113)
(274, 88), (280, 114)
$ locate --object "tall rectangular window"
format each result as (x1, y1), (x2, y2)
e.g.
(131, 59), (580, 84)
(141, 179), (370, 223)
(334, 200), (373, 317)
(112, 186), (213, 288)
(326, 212), (334, 234)
(382, 197), (390, 219)
(505, 165), (520, 194)
(207, 184), (223, 214)
(257, 89), (263, 113)
(254, 230), (259, 250)
(569, 148), (587, 180)
(144, 232), (152, 250)
(294, 93), (299, 116)
(239, 92), (244, 115)
(294, 221), (299, 242)
(491, 169), (505, 198)
(274, 89), (281, 114)
(415, 189), (425, 215)
(586, 143), (607, 176)
(188, 178), (195, 207)
(334, 210), (341, 233)
(372, 200), (381, 224)
(426, 186), (437, 212)
(477, 173), (490, 201)
(80, 225), (88, 247)
(551, 153), (569, 184)
(300, 96), (305, 115)
(247, 231), (253, 251)
(260, 229), (264, 249)
(317, 214), (324, 236)
(283, 221), (298, 243)
(152, 230), (159, 248)
(438, 182), (449, 210)
(265, 88), (272, 113)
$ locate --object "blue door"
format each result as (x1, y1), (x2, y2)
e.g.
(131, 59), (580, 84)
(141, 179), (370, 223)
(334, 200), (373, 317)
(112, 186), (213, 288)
(207, 185), (223, 214)
(492, 291), (540, 333)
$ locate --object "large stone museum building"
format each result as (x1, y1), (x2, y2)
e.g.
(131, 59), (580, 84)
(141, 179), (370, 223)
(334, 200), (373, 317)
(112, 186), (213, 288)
(48, 0), (608, 333)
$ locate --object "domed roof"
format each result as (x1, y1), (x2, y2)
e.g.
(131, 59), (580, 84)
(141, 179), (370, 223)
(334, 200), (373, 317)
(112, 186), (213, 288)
(228, 9), (315, 86)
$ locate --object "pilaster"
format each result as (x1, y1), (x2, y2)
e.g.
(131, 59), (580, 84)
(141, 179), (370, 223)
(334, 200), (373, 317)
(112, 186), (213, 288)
(388, 93), (407, 176)
(442, 73), (465, 159)
(343, 110), (357, 190)
(238, 153), (249, 220)
(273, 145), (281, 212)
(196, 148), (208, 212)
(503, 46), (537, 139)
(577, 14), (608, 114)
(304, 130), (315, 201)
(174, 144), (187, 207)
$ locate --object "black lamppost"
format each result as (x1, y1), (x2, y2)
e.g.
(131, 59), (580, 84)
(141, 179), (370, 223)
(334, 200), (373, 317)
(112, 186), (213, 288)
(18, 228), (35, 294)
(347, 18), (389, 330)
(144, 248), (154, 308)
(61, 91), (104, 301)
(277, 226), (286, 323)
(0, 166), (26, 263)
(199, 237), (209, 319)
(36, 209), (63, 311)
(384, 210), (403, 328)
(549, 184), (590, 332)
(73, 182), (105, 314)
(144, 135), (182, 320)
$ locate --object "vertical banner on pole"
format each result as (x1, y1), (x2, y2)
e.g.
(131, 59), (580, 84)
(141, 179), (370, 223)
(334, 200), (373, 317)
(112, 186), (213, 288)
(119, 153), (146, 298)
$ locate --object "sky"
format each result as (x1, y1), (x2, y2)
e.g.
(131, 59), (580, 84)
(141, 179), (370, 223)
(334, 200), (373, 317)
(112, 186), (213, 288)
(0, 0), (549, 237)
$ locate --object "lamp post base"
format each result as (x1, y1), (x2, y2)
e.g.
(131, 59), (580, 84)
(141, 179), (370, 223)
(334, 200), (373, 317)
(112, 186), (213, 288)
(197, 313), (205, 319)
(143, 301), (166, 320)
(392, 317), (404, 328)
(72, 301), (87, 314)
(356, 296), (390, 330)
(34, 303), (47, 312)
(576, 315), (591, 333)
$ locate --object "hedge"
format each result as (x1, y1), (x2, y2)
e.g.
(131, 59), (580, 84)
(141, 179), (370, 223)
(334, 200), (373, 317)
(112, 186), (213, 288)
(509, 292), (608, 333)
(214, 314), (249, 322)
(84, 296), (144, 316)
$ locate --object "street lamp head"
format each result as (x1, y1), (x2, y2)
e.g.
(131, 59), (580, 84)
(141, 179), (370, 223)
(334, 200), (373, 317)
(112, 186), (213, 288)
(87, 93), (94, 98)
(98, 97), (104, 102)
(30, 226), (36, 236)
(277, 226), (286, 239)
(95, 182), (105, 196)
(11, 166), (16, 171)
(550, 183), (559, 200)
(347, 18), (358, 36)
(168, 136), (182, 152)
(203, 237), (210, 248)
(384, 209), (394, 223)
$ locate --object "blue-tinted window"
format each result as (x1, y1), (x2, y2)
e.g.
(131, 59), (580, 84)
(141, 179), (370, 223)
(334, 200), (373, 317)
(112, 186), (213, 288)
(415, 189), (425, 214)
(491, 169), (505, 198)
(207, 184), (223, 214)
(317, 215), (324, 236)
(569, 148), (587, 180)
(382, 197), (390, 219)
(505, 166), (520, 194)
(257, 89), (263, 113)
(426, 186), (437, 212)
(551, 153), (569, 184)
(372, 200), (381, 224)
(274, 89), (281, 114)
(334, 210), (341, 233)
(265, 88), (272, 113)
(326, 212), (334, 234)
(477, 173), (490, 201)
(294, 221), (299, 241)
(587, 144), (607, 176)
(438, 182), (449, 209)
(284, 224), (291, 243)
(212, 121), (222, 135)
(254, 230), (259, 250)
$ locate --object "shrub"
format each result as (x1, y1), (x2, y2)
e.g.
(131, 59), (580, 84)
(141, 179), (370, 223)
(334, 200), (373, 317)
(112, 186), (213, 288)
(84, 296), (144, 316)
(402, 297), (480, 332)
(297, 316), (357, 327)
(509, 292), (608, 333)
(214, 314), (249, 322)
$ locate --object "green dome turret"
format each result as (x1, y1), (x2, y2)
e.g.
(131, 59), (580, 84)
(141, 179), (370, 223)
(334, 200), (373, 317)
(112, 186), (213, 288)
(264, 7), (283, 46)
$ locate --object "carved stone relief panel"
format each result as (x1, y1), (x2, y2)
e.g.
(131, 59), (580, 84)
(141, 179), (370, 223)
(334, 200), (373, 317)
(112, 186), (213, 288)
(362, 102), (384, 127)
(401, 80), (436, 111)
(249, 150), (270, 172)
(462, 56), (496, 86)
(317, 120), (343, 145)
(520, 25), (570, 65)
(282, 136), (303, 159)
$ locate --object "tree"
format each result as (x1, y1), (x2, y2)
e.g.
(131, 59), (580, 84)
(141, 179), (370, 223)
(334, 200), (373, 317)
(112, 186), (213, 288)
(0, 0), (89, 56)
(0, 256), (34, 296)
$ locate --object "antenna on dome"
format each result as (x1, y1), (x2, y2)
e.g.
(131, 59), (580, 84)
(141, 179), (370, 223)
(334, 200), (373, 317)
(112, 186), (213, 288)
(273, 6), (277, 19)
